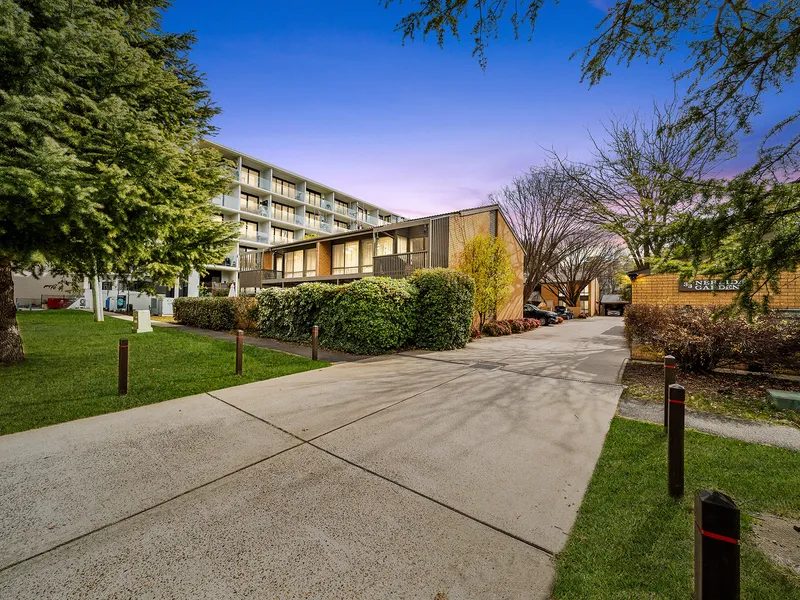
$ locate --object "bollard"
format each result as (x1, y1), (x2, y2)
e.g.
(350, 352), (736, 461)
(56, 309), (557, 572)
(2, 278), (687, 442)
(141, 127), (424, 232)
(118, 339), (129, 396)
(664, 355), (676, 430)
(668, 383), (685, 497)
(312, 325), (319, 361)
(235, 329), (243, 375)
(694, 490), (740, 599)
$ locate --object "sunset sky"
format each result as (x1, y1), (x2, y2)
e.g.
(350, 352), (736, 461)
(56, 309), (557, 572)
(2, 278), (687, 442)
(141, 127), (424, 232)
(163, 0), (796, 218)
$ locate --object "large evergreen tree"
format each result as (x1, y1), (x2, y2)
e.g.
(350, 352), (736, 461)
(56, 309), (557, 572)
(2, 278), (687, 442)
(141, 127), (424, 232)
(0, 0), (237, 364)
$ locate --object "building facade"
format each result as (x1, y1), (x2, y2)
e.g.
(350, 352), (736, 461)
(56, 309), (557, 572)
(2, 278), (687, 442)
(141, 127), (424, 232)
(198, 140), (404, 293)
(239, 205), (526, 320)
(539, 279), (601, 316)
(628, 268), (800, 310)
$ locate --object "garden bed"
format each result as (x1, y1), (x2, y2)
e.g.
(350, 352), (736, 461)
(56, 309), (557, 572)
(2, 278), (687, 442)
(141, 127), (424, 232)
(622, 361), (800, 427)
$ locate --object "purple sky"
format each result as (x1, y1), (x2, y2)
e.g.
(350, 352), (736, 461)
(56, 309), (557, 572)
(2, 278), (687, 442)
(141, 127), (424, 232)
(162, 1), (796, 218)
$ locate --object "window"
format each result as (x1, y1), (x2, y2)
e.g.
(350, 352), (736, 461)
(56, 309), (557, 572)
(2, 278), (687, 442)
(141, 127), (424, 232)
(305, 212), (321, 230)
(284, 250), (305, 278)
(357, 207), (367, 222)
(410, 237), (425, 253)
(304, 248), (317, 277)
(360, 239), (373, 273)
(333, 240), (360, 274)
(241, 166), (260, 187)
(334, 200), (348, 215)
(272, 176), (296, 199)
(272, 202), (295, 223)
(272, 226), (294, 244)
(240, 219), (258, 240)
(240, 192), (260, 213)
(376, 236), (393, 256)
(334, 220), (349, 233)
(397, 235), (408, 254)
(307, 189), (323, 208)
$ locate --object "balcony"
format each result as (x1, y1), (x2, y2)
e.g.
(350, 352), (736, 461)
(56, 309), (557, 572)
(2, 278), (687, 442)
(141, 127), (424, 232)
(238, 269), (280, 289)
(239, 230), (270, 244)
(215, 254), (238, 269)
(271, 209), (298, 226)
(373, 251), (428, 279)
(212, 194), (239, 210)
(334, 205), (349, 216)
(240, 202), (269, 217)
(272, 234), (294, 245)
(236, 171), (271, 192)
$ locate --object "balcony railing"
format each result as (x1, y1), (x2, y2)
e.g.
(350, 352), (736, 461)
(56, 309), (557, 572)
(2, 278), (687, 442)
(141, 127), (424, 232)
(240, 202), (269, 216)
(373, 251), (428, 279)
(236, 171), (271, 192)
(334, 205), (349, 216)
(271, 209), (298, 225)
(212, 194), (239, 210)
(239, 230), (271, 244)
(272, 235), (294, 245)
(216, 254), (238, 268)
(238, 269), (280, 289)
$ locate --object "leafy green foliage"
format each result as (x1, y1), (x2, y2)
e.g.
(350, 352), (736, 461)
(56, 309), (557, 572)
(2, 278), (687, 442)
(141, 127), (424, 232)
(317, 278), (417, 355)
(624, 304), (800, 372)
(256, 271), (475, 355)
(0, 0), (237, 362)
(173, 297), (237, 331)
(409, 268), (475, 350)
(257, 283), (335, 342)
(456, 233), (515, 331)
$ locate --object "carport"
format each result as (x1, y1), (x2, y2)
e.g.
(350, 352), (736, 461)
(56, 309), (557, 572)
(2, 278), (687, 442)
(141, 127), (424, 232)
(599, 294), (629, 315)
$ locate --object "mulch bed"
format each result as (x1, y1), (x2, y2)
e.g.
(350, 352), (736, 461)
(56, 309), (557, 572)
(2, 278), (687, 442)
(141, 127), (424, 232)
(622, 361), (800, 427)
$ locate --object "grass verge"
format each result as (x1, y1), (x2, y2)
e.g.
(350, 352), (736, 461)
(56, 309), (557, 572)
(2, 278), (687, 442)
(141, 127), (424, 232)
(623, 361), (800, 427)
(553, 417), (800, 599)
(0, 310), (328, 435)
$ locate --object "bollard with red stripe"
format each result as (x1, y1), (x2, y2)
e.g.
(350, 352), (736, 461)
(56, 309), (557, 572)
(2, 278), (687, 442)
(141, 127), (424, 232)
(668, 383), (685, 497)
(664, 355), (676, 430)
(235, 329), (243, 376)
(694, 490), (740, 599)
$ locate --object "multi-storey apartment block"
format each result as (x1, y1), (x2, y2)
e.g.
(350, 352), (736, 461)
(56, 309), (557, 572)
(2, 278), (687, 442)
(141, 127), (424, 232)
(198, 140), (404, 294)
(238, 205), (526, 320)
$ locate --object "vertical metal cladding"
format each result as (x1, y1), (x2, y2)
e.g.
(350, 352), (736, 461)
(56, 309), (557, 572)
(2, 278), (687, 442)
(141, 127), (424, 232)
(429, 216), (450, 268)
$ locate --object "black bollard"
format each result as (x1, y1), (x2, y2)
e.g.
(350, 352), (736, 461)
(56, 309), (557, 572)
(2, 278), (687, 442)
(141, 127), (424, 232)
(694, 490), (740, 599)
(118, 339), (129, 395)
(235, 329), (243, 375)
(664, 355), (676, 430)
(668, 383), (685, 497)
(312, 325), (319, 361)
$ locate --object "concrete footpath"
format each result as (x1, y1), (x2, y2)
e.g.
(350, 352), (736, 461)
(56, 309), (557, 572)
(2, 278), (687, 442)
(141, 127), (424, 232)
(619, 397), (800, 451)
(0, 318), (628, 599)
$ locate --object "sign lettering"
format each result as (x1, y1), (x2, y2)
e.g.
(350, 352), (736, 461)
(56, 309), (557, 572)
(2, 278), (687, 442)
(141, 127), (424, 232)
(678, 279), (741, 292)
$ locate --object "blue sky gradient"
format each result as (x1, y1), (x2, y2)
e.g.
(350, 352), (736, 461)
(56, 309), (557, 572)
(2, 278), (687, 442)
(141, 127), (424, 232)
(162, 1), (793, 218)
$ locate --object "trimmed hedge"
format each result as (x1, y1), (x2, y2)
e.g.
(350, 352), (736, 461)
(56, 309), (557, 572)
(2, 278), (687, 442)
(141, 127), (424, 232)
(173, 297), (236, 331)
(317, 278), (417, 355)
(481, 318), (541, 337)
(256, 269), (475, 355)
(410, 268), (475, 351)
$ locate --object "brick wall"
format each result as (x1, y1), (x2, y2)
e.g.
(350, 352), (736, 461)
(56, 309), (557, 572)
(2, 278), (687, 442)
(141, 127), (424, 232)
(448, 210), (524, 321)
(632, 271), (800, 309)
(316, 241), (332, 276)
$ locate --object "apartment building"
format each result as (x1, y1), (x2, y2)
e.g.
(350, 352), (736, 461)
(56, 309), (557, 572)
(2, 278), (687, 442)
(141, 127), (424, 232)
(238, 205), (526, 320)
(197, 140), (404, 294)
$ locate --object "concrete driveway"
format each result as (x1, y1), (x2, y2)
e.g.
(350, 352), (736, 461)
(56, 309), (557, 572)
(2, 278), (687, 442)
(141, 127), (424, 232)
(0, 317), (628, 599)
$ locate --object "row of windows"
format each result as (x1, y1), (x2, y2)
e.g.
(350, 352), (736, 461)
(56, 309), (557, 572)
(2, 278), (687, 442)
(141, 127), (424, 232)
(284, 248), (317, 278)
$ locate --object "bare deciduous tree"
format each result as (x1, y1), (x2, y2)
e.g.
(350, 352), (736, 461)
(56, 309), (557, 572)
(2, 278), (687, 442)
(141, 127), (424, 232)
(548, 231), (627, 308)
(492, 163), (587, 301)
(553, 100), (722, 269)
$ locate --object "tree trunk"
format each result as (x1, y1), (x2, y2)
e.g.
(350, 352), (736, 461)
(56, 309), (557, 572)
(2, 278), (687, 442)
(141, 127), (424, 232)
(0, 262), (25, 365)
(91, 275), (104, 322)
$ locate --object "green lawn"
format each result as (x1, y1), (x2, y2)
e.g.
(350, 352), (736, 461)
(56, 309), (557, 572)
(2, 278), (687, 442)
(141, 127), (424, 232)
(553, 417), (800, 599)
(0, 310), (328, 435)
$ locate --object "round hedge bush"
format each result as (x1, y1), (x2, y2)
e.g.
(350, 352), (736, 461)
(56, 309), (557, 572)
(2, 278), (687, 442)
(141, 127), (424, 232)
(410, 268), (475, 351)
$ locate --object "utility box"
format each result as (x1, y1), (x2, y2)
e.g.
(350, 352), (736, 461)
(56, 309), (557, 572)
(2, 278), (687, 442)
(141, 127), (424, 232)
(150, 296), (174, 317)
(766, 389), (800, 412)
(132, 309), (153, 333)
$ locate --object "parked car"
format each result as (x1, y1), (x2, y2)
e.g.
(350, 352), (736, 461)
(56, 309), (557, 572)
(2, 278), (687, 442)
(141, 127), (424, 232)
(606, 309), (622, 316)
(554, 306), (574, 320)
(523, 304), (559, 325)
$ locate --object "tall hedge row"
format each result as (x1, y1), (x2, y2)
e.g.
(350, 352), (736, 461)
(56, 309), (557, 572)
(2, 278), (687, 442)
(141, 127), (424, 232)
(256, 269), (474, 355)
(410, 268), (475, 350)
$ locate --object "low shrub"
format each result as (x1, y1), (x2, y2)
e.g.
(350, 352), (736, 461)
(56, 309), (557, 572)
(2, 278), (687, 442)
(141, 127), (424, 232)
(230, 297), (258, 330)
(577, 312), (588, 319)
(557, 316), (564, 324)
(523, 318), (541, 330)
(410, 268), (475, 350)
(173, 297), (236, 331)
(624, 304), (800, 372)
(318, 277), (417, 354)
(470, 326), (482, 338)
(482, 321), (510, 336)
(257, 283), (335, 342)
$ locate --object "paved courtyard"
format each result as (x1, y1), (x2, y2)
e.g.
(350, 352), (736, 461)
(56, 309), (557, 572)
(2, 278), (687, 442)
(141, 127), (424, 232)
(0, 317), (628, 599)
